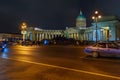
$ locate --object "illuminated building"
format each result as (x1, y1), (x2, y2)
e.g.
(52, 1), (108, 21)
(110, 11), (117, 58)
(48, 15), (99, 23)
(65, 10), (86, 41)
(85, 16), (120, 41)
(22, 10), (87, 41)
(21, 11), (120, 42)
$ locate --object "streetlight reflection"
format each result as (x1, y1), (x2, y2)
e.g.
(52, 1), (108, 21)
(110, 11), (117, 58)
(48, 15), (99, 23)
(1, 48), (9, 58)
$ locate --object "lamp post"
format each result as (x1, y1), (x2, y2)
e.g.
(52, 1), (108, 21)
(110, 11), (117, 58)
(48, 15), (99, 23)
(100, 28), (103, 41)
(92, 11), (101, 43)
(21, 22), (27, 41)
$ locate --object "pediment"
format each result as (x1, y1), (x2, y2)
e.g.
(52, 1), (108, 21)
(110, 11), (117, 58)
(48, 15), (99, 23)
(66, 28), (78, 33)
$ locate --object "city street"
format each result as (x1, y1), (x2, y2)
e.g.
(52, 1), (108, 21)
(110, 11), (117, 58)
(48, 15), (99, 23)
(0, 45), (120, 80)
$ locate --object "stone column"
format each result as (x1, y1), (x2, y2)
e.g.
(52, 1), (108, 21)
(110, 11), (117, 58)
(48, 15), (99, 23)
(36, 33), (38, 41)
(52, 34), (54, 39)
(115, 26), (117, 41)
(73, 33), (75, 39)
(42, 33), (44, 40)
(32, 32), (35, 41)
(47, 33), (49, 39)
(44, 33), (46, 39)
(47, 34), (49, 39)
(41, 33), (43, 40)
(39, 33), (41, 41)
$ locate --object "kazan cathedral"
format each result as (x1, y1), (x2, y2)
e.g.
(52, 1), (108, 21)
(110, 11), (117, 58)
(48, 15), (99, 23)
(21, 10), (120, 42)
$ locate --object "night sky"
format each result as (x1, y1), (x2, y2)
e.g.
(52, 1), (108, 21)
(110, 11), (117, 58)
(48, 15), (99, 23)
(0, 0), (120, 33)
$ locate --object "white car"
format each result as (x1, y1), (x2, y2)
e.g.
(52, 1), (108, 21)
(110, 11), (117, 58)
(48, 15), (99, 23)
(84, 42), (120, 58)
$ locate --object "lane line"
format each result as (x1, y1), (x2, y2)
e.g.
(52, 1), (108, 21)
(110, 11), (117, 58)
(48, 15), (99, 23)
(1, 57), (120, 79)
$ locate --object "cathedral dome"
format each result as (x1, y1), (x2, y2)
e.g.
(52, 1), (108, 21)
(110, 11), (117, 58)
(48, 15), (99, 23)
(77, 11), (86, 20)
(76, 10), (86, 29)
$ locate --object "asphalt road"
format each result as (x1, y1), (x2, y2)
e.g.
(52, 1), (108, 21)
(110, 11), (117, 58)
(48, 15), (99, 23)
(0, 45), (120, 80)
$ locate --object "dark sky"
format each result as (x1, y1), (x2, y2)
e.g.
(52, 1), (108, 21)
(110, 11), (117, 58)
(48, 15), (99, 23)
(0, 0), (120, 33)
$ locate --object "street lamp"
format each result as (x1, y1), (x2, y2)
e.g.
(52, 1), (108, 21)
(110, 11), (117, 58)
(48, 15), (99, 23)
(21, 22), (27, 41)
(92, 11), (102, 43)
(21, 22), (27, 29)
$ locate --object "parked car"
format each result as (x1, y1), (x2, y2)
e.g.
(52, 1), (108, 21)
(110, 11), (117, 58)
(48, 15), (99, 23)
(84, 42), (120, 58)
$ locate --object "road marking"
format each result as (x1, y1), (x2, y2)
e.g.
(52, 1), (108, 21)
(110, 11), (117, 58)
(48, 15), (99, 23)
(1, 57), (120, 79)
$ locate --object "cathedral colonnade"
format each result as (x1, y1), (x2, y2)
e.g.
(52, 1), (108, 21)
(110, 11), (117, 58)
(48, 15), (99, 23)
(67, 33), (79, 40)
(25, 28), (64, 41)
(23, 27), (81, 41)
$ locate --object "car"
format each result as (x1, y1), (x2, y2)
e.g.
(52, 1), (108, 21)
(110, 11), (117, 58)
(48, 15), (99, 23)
(84, 42), (120, 58)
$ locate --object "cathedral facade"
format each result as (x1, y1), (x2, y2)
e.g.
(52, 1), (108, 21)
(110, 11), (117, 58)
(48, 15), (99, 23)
(21, 11), (120, 42)
(65, 10), (87, 41)
(21, 10), (87, 41)
(85, 16), (120, 41)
